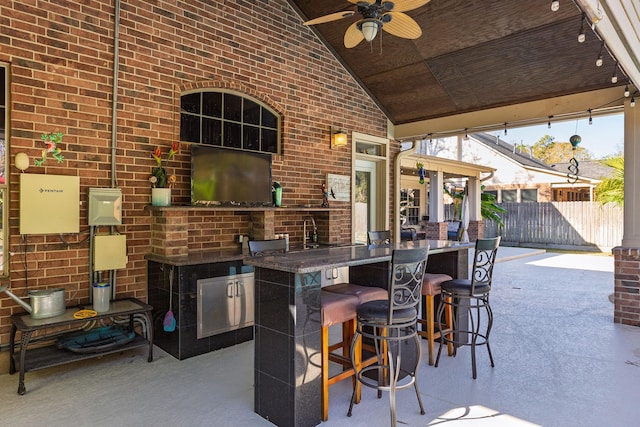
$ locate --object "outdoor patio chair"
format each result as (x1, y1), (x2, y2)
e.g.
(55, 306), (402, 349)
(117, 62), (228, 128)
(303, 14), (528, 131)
(435, 237), (501, 379)
(367, 230), (391, 245)
(347, 247), (429, 427)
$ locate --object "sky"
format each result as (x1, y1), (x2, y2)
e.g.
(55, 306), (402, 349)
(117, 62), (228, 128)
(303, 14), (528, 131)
(493, 113), (624, 159)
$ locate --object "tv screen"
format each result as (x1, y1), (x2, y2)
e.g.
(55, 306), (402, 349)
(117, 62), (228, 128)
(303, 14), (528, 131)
(191, 145), (273, 206)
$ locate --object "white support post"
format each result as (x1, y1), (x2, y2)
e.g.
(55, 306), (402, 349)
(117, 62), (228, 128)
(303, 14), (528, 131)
(428, 170), (444, 222)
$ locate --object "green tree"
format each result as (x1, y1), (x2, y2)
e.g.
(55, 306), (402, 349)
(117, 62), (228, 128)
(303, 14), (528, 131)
(594, 155), (624, 207)
(531, 135), (592, 164)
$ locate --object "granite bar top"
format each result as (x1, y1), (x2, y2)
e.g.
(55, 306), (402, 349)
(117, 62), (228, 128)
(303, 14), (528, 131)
(145, 249), (245, 266)
(144, 242), (357, 266)
(244, 240), (473, 274)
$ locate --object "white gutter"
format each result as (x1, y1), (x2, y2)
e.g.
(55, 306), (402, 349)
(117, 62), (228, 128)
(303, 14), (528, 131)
(394, 142), (419, 241)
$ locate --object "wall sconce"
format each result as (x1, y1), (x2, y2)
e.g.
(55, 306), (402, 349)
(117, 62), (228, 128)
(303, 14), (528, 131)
(331, 127), (347, 149)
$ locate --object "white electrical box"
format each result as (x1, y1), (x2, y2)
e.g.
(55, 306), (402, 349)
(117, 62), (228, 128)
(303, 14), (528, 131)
(88, 188), (122, 226)
(20, 174), (80, 234)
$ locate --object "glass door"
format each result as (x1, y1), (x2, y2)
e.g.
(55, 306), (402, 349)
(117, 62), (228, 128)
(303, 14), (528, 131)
(354, 159), (377, 244)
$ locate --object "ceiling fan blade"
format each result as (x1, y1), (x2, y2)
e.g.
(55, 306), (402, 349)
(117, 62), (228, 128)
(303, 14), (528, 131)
(344, 22), (365, 48)
(304, 11), (355, 26)
(387, 0), (431, 13)
(347, 0), (376, 4)
(382, 12), (422, 39)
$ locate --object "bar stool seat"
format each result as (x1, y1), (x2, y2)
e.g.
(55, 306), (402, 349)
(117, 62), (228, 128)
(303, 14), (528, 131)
(417, 273), (455, 365)
(324, 283), (388, 304)
(322, 282), (388, 420)
(320, 290), (361, 421)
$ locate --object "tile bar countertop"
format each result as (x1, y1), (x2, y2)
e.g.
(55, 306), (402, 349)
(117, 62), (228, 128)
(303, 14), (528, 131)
(244, 239), (474, 273)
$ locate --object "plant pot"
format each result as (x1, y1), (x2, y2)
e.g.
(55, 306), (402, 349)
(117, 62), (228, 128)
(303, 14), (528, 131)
(152, 188), (171, 206)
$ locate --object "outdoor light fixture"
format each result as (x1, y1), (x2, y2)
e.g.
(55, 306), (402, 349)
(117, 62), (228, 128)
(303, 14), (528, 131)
(632, 97), (636, 108)
(15, 152), (29, 171)
(595, 42), (604, 67)
(504, 122), (508, 136)
(588, 109), (593, 125)
(624, 85), (630, 97)
(611, 63), (618, 83)
(551, 1), (559, 12)
(331, 126), (347, 149)
(547, 116), (552, 129)
(359, 19), (381, 42)
(577, 13), (586, 43)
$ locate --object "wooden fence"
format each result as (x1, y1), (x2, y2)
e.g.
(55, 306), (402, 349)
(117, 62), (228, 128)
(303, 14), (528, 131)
(482, 202), (623, 251)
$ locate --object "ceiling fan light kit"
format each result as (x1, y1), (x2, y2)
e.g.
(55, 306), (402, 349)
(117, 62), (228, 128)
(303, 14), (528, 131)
(304, 0), (430, 48)
(359, 19), (381, 42)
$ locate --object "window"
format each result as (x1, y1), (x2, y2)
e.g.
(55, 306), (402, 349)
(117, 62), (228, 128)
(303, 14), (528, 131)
(0, 63), (7, 276)
(180, 90), (280, 154)
(400, 189), (420, 225)
(521, 189), (538, 202)
(502, 189), (517, 203)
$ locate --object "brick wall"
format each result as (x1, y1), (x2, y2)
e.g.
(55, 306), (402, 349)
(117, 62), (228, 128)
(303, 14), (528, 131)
(0, 0), (389, 346)
(613, 247), (640, 326)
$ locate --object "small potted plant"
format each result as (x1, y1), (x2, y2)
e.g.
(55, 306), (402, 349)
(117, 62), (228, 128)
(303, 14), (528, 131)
(149, 142), (179, 206)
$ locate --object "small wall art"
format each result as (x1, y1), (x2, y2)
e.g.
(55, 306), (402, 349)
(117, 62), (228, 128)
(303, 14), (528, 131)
(326, 173), (350, 202)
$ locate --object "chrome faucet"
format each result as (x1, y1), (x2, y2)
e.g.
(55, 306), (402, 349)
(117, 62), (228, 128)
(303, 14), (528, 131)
(303, 216), (317, 249)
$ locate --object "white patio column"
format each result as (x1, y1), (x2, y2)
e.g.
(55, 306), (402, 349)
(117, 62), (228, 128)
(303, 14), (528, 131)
(622, 101), (640, 247)
(614, 99), (640, 326)
(467, 176), (481, 221)
(428, 170), (444, 222)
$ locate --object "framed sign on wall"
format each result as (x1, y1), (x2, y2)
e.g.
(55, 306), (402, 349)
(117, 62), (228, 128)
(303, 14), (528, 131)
(326, 173), (350, 202)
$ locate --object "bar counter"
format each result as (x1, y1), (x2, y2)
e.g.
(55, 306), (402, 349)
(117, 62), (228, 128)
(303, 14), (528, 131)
(244, 240), (473, 427)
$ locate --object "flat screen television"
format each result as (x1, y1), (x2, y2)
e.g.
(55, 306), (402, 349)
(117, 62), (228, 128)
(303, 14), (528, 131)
(191, 145), (273, 206)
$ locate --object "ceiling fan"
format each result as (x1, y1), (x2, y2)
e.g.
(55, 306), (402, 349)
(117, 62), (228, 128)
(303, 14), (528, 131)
(303, 0), (430, 48)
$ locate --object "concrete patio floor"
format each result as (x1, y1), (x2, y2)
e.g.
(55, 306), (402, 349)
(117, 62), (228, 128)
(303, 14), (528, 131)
(1, 247), (639, 427)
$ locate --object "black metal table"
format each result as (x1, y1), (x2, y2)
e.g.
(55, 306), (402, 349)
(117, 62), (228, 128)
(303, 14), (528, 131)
(9, 298), (154, 395)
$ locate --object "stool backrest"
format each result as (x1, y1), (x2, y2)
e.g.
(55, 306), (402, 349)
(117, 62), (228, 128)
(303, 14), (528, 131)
(400, 227), (417, 241)
(387, 247), (429, 325)
(368, 230), (391, 245)
(470, 237), (501, 294)
(248, 239), (287, 256)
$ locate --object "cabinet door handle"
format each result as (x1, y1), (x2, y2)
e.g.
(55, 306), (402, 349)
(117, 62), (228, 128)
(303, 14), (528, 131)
(226, 283), (234, 298)
(235, 281), (241, 297)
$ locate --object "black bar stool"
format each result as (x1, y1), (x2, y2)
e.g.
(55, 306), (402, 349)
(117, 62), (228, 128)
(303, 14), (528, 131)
(347, 247), (429, 427)
(435, 237), (501, 378)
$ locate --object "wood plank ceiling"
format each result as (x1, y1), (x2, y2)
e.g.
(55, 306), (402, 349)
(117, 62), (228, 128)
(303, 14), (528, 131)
(286, 0), (632, 130)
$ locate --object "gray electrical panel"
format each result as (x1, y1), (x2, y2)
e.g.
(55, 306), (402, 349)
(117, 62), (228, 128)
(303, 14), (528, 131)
(88, 188), (122, 226)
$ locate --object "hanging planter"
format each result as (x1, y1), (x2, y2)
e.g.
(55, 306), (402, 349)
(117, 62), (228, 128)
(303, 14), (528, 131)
(417, 162), (426, 184)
